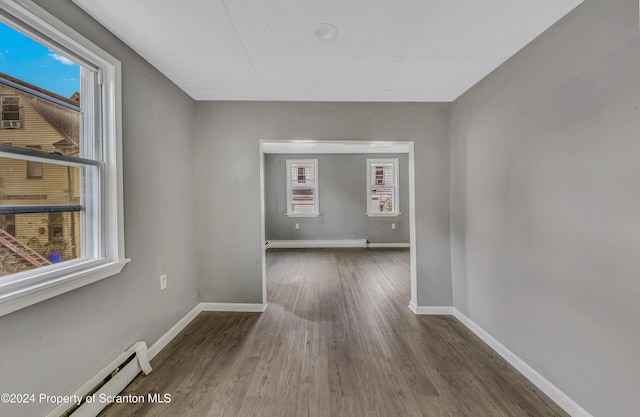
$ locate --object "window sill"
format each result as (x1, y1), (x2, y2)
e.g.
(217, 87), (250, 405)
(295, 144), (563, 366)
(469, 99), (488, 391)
(286, 213), (321, 218)
(0, 258), (130, 317)
(366, 212), (401, 217)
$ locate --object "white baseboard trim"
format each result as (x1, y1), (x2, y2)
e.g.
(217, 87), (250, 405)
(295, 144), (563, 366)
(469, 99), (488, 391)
(366, 242), (410, 248)
(409, 302), (454, 315)
(52, 301), (591, 417)
(46, 301), (268, 417)
(267, 239), (367, 249)
(148, 303), (202, 359)
(408, 305), (592, 416)
(147, 303), (266, 360)
(200, 302), (268, 312)
(452, 308), (594, 417)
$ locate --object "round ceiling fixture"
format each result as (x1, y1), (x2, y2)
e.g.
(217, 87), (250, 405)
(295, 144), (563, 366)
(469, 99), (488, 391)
(314, 23), (338, 42)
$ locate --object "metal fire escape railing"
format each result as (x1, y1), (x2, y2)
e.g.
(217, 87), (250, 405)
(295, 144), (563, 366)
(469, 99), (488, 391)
(0, 229), (52, 267)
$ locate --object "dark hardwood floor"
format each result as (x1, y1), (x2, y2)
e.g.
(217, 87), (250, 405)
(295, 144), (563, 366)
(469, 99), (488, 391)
(100, 248), (568, 417)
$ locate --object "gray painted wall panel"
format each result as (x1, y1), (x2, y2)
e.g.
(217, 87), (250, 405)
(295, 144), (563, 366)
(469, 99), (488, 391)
(450, 0), (640, 415)
(195, 102), (452, 307)
(0, 2), (198, 416)
(265, 153), (410, 243)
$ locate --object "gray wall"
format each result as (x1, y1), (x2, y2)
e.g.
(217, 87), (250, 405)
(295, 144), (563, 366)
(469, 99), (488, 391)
(265, 153), (410, 243)
(450, 0), (640, 416)
(195, 102), (451, 306)
(0, 1), (198, 416)
(8, 1), (631, 415)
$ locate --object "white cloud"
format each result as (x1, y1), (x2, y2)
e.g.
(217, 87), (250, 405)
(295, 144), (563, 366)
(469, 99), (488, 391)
(48, 51), (74, 66)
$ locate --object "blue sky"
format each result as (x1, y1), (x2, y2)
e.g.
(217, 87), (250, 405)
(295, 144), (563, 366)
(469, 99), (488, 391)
(0, 22), (80, 98)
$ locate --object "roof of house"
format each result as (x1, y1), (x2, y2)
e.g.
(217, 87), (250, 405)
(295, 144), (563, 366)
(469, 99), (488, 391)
(0, 72), (80, 147)
(0, 71), (80, 109)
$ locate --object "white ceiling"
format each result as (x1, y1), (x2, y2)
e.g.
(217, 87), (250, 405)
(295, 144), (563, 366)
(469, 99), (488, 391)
(72, 0), (582, 102)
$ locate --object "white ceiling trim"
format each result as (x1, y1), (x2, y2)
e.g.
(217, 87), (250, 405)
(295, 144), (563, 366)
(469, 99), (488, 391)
(262, 141), (411, 154)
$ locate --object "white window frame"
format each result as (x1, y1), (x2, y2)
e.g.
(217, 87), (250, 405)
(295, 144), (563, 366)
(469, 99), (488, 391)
(286, 159), (320, 217)
(366, 158), (400, 217)
(0, 0), (128, 317)
(0, 95), (22, 129)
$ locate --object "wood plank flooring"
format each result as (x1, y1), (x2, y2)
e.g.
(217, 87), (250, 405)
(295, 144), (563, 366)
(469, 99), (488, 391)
(99, 248), (568, 417)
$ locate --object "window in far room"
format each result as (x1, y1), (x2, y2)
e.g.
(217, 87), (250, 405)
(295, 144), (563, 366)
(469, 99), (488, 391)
(286, 159), (319, 217)
(367, 158), (399, 216)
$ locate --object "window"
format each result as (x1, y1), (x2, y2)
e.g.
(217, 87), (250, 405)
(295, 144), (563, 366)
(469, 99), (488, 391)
(286, 159), (320, 217)
(0, 0), (127, 317)
(366, 158), (399, 216)
(375, 166), (384, 185)
(1, 214), (15, 236)
(48, 212), (63, 243)
(1, 95), (21, 128)
(26, 145), (43, 178)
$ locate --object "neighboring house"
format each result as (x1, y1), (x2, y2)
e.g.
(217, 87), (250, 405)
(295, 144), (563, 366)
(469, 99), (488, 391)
(0, 72), (81, 275)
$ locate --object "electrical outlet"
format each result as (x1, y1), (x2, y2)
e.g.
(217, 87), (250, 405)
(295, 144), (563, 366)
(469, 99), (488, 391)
(391, 223), (396, 230)
(295, 223), (300, 229)
(160, 274), (167, 290)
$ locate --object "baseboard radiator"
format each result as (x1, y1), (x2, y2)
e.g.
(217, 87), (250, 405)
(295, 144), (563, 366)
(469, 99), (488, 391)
(265, 240), (410, 249)
(47, 342), (152, 417)
(266, 239), (367, 249)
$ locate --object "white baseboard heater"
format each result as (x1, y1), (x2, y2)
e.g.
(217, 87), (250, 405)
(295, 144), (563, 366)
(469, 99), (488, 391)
(266, 239), (367, 249)
(265, 240), (410, 249)
(47, 342), (152, 417)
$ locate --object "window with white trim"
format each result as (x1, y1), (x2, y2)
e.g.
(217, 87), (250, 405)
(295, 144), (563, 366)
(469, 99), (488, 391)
(286, 159), (320, 217)
(0, 0), (127, 317)
(25, 145), (43, 178)
(1, 95), (21, 129)
(366, 158), (399, 216)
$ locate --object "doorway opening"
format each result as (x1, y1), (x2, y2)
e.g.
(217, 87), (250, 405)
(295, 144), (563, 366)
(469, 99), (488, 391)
(259, 140), (417, 309)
